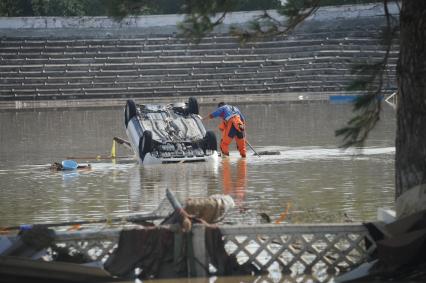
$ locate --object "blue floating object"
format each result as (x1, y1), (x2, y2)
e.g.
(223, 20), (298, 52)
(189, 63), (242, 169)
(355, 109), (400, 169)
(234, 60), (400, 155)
(329, 95), (360, 103)
(61, 160), (78, 170)
(19, 224), (33, 231)
(330, 95), (384, 104)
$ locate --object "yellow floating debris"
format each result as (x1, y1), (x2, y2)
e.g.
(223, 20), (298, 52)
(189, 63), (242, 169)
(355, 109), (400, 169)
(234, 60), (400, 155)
(111, 139), (117, 159)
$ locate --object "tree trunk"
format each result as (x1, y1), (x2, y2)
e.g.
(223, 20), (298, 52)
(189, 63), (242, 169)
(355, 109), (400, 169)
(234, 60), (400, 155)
(395, 1), (426, 199)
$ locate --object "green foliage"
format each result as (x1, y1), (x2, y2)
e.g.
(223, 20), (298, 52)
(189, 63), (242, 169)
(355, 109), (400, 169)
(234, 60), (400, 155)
(0, 0), (397, 150)
(0, 0), (33, 16)
(345, 61), (383, 91)
(228, 0), (320, 43)
(105, 0), (155, 19)
(176, 0), (397, 149)
(279, 0), (312, 18)
(228, 0), (281, 11)
(335, 5), (398, 148)
(0, 0), (281, 17)
(84, 0), (108, 16)
(335, 94), (381, 148)
(0, 0), (109, 16)
(155, 0), (185, 14)
(0, 0), (383, 17)
(178, 0), (236, 42)
(319, 0), (381, 6)
(31, 0), (86, 16)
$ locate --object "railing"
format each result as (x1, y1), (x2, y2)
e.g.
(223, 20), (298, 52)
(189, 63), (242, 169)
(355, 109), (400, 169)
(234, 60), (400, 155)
(0, 32), (398, 102)
(49, 223), (375, 281)
(51, 228), (120, 263)
(219, 224), (375, 281)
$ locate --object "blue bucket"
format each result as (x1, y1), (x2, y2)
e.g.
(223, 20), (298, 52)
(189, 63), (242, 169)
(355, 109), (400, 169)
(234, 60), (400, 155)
(61, 160), (78, 170)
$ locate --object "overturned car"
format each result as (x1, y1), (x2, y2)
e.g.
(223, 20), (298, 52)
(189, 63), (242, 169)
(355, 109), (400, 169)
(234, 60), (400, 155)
(124, 98), (218, 165)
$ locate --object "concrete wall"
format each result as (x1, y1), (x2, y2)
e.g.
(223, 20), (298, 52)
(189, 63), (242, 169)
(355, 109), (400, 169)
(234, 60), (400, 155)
(0, 3), (399, 38)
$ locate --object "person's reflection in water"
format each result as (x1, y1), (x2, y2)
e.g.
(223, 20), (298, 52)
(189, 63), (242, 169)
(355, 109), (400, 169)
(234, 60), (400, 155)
(222, 158), (247, 211)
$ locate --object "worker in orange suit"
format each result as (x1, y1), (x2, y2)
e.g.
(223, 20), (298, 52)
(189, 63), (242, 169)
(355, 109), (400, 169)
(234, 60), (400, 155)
(203, 102), (246, 157)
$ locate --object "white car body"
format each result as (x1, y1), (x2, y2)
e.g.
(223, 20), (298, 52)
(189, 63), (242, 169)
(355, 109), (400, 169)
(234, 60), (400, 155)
(124, 98), (218, 165)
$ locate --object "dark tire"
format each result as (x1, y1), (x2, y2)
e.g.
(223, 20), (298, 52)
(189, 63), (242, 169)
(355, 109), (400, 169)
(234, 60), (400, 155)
(139, 130), (153, 161)
(204, 131), (217, 151)
(187, 97), (199, 115)
(125, 99), (137, 127)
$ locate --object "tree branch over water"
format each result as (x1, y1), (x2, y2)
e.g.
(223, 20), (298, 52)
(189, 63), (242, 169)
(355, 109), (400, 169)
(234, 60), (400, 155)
(178, 0), (234, 43)
(176, 0), (397, 148)
(336, 0), (398, 148)
(229, 0), (321, 44)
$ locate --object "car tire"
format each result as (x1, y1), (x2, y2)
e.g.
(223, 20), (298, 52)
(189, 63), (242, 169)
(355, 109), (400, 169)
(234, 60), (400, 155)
(187, 97), (199, 115)
(204, 130), (217, 151)
(139, 130), (153, 161)
(125, 99), (137, 127)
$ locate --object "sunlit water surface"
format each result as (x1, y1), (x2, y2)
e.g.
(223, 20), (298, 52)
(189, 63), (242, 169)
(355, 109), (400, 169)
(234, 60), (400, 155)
(0, 102), (396, 227)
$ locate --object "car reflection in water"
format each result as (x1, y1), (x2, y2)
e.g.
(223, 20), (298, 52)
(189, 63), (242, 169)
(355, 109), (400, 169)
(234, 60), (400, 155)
(126, 159), (220, 213)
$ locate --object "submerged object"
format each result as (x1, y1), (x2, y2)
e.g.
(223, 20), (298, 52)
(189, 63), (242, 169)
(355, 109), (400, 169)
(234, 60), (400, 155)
(61, 160), (78, 170)
(50, 160), (91, 171)
(184, 194), (235, 223)
(124, 97), (218, 165)
(256, 150), (281, 156)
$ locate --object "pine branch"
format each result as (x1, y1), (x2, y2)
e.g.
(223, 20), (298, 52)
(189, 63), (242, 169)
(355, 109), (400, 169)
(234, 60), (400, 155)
(230, 0), (321, 43)
(336, 0), (398, 148)
(178, 0), (234, 43)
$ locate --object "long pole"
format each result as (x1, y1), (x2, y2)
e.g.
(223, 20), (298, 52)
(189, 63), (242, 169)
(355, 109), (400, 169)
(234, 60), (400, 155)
(246, 140), (261, 157)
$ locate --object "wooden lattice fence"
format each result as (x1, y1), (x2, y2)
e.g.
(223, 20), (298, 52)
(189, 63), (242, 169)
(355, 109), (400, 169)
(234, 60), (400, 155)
(48, 223), (375, 281)
(218, 224), (376, 281)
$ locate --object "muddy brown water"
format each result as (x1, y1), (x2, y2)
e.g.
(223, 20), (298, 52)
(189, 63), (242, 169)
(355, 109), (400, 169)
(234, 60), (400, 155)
(0, 102), (395, 228)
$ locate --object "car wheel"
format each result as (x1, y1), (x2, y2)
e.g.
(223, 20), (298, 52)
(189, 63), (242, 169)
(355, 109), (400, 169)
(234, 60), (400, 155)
(187, 97), (199, 115)
(125, 99), (137, 127)
(139, 130), (153, 161)
(204, 130), (217, 151)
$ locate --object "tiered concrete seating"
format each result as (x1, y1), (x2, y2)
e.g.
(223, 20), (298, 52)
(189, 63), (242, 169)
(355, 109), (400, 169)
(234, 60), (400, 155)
(0, 23), (398, 101)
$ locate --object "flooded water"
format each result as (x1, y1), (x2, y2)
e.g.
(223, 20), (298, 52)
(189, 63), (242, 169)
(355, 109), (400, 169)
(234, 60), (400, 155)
(0, 102), (396, 227)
